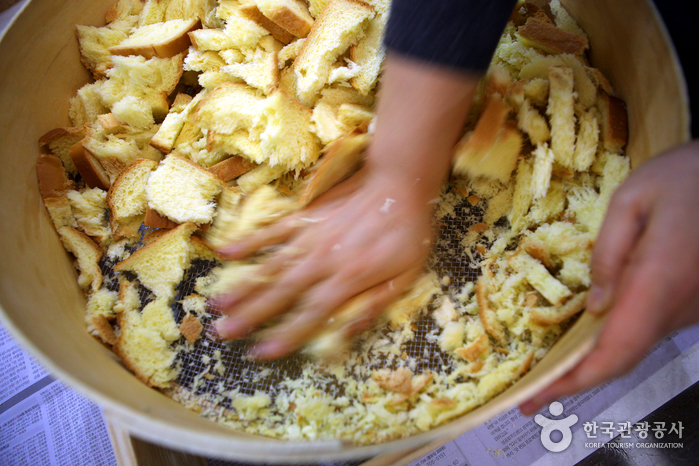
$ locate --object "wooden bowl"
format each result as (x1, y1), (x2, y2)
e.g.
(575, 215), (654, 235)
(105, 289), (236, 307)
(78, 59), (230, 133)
(0, 0), (689, 462)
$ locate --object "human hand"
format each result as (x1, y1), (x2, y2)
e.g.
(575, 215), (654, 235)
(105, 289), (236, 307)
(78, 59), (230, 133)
(211, 167), (437, 360)
(520, 140), (699, 415)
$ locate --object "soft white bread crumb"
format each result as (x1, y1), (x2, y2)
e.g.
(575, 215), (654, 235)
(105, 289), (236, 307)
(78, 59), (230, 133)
(105, 0), (143, 23)
(115, 222), (197, 300)
(292, 0), (374, 106)
(547, 66), (576, 169)
(69, 81), (109, 127)
(107, 159), (158, 237)
(207, 130), (265, 166)
(164, 0), (218, 25)
(67, 188), (112, 245)
(150, 92), (200, 153)
(252, 0), (314, 38)
(189, 12), (268, 50)
(85, 287), (118, 345)
(82, 135), (141, 181)
(311, 101), (350, 145)
(239, 3), (295, 44)
(278, 38), (305, 65)
(184, 48), (226, 72)
(508, 251), (571, 305)
(38, 127), (90, 177)
(58, 226), (103, 292)
(439, 321), (466, 353)
(76, 23), (130, 78)
(194, 82), (264, 135)
(236, 163), (287, 192)
(110, 18), (201, 59)
(573, 108), (599, 171)
(146, 154), (223, 225)
(349, 0), (389, 94)
(517, 98), (550, 146)
(221, 49), (280, 94)
(549, 0), (587, 38)
(138, 0), (168, 26)
(530, 143), (554, 200)
(43, 196), (77, 231)
(141, 297), (181, 342)
(111, 95), (155, 130)
(251, 89), (321, 169)
(337, 102), (374, 127)
(520, 54), (596, 109)
(308, 0), (329, 17)
(525, 180), (565, 227)
(508, 158), (534, 232)
(385, 272), (442, 330)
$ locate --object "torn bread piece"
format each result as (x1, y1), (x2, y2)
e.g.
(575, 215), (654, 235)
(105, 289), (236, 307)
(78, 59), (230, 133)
(39, 126), (91, 176)
(547, 66), (576, 169)
(597, 91), (628, 153)
(193, 82), (264, 135)
(573, 108), (600, 172)
(109, 18), (201, 59)
(476, 278), (507, 344)
(530, 291), (588, 326)
(70, 141), (111, 190)
(252, 0), (314, 38)
(107, 159), (159, 238)
(149, 93), (198, 153)
(67, 188), (112, 245)
(530, 143), (554, 200)
(58, 226), (103, 292)
(180, 313), (204, 344)
(69, 81), (109, 127)
(85, 287), (118, 345)
(36, 153), (75, 199)
(239, 3), (295, 44)
(221, 49), (280, 94)
(82, 135), (141, 181)
(292, 0), (374, 106)
(300, 126), (368, 204)
(208, 155), (258, 182)
(114, 222), (197, 300)
(146, 154), (224, 225)
(508, 251), (572, 305)
(349, 0), (389, 94)
(517, 98), (550, 146)
(43, 196), (78, 231)
(516, 16), (588, 56)
(141, 297), (181, 342)
(76, 23), (130, 78)
(337, 102), (374, 127)
(144, 206), (180, 229)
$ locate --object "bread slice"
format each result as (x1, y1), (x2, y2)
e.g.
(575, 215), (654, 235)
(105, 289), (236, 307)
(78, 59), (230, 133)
(138, 0), (168, 26)
(308, 0), (329, 17)
(597, 91), (628, 153)
(58, 226), (103, 292)
(36, 153), (75, 199)
(508, 251), (572, 305)
(208, 155), (258, 182)
(239, 2), (295, 44)
(193, 82), (264, 135)
(508, 159), (534, 232)
(547, 66), (576, 169)
(67, 188), (112, 245)
(39, 126), (92, 176)
(76, 23), (130, 78)
(251, 89), (322, 169)
(349, 0), (389, 94)
(110, 18), (201, 59)
(149, 93), (199, 153)
(300, 127), (368, 204)
(115, 222), (197, 299)
(69, 81), (110, 127)
(252, 0), (314, 38)
(146, 154), (224, 225)
(106, 159), (158, 238)
(517, 16), (588, 55)
(70, 141), (111, 190)
(221, 49), (280, 95)
(292, 0), (374, 106)
(43, 196), (78, 230)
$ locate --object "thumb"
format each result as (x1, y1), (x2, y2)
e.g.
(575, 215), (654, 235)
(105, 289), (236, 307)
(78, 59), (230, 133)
(587, 188), (647, 314)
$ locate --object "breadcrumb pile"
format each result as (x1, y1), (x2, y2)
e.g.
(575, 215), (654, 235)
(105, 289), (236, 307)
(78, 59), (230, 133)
(37, 0), (630, 445)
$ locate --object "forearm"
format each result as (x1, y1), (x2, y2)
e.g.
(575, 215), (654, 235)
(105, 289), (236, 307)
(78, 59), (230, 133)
(366, 53), (482, 199)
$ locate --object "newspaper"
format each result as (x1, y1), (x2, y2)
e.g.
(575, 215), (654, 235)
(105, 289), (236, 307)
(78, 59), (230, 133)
(409, 325), (699, 466)
(0, 323), (116, 466)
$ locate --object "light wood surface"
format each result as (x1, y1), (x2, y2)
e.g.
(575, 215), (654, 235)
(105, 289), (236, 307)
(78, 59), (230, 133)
(0, 0), (689, 463)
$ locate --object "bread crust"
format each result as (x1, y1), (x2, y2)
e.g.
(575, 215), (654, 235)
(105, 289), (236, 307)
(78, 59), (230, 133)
(597, 91), (628, 152)
(239, 3), (295, 44)
(36, 154), (75, 199)
(69, 141), (111, 190)
(517, 16), (588, 55)
(180, 313), (203, 344)
(109, 19), (202, 59)
(208, 155), (258, 182)
(144, 205), (180, 229)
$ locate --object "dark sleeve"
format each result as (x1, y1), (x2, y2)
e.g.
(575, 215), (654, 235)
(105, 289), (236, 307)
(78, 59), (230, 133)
(384, 0), (518, 72)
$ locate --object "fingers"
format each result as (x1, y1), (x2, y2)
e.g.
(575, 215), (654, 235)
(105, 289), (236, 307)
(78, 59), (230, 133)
(587, 188), (648, 314)
(214, 255), (327, 339)
(251, 266), (423, 360)
(216, 216), (299, 260)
